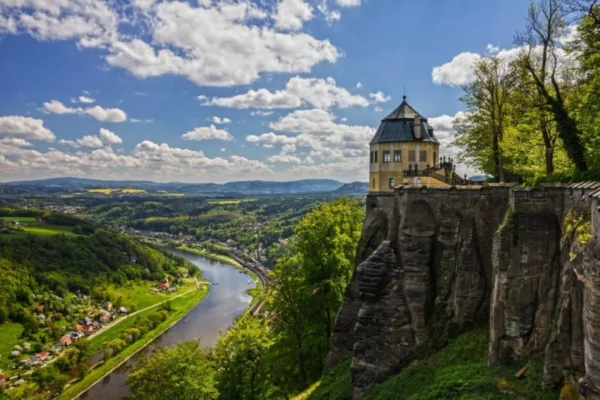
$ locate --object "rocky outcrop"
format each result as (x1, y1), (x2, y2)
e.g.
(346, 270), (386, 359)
(326, 183), (600, 399)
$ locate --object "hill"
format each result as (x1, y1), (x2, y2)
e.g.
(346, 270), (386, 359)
(0, 177), (358, 195)
(331, 182), (369, 195)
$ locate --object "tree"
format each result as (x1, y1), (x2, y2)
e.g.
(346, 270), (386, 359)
(213, 317), (273, 400)
(454, 56), (518, 182)
(294, 197), (364, 345)
(515, 0), (588, 172)
(127, 340), (218, 400)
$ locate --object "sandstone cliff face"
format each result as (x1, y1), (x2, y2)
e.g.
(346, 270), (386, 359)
(326, 184), (600, 399)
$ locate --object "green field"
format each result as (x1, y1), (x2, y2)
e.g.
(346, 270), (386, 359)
(0, 216), (36, 222)
(1, 223), (75, 238)
(104, 280), (198, 311)
(207, 199), (256, 205)
(0, 323), (24, 371)
(58, 287), (209, 400)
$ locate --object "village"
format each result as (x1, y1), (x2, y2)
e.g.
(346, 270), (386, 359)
(0, 273), (185, 391)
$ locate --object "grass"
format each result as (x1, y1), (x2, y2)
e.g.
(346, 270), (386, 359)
(104, 280), (197, 311)
(1, 223), (75, 239)
(57, 287), (209, 400)
(0, 216), (36, 222)
(295, 328), (559, 400)
(0, 323), (24, 371)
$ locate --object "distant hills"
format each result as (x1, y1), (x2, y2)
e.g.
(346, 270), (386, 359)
(0, 177), (370, 196)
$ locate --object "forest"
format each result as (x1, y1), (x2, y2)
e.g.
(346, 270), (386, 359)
(453, 0), (600, 184)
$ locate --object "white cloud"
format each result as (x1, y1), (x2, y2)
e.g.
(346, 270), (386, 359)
(78, 95), (95, 103)
(77, 135), (104, 148)
(0, 138), (33, 147)
(105, 1), (339, 87)
(210, 116), (232, 124)
(209, 76), (371, 110)
(356, 82), (362, 88)
(0, 115), (55, 141)
(269, 153), (302, 163)
(182, 125), (234, 141)
(273, 0), (313, 31)
(42, 100), (127, 122)
(486, 44), (500, 54)
(335, 0), (361, 6)
(432, 52), (482, 86)
(369, 91), (391, 103)
(246, 132), (297, 146)
(130, 118), (153, 123)
(84, 105), (127, 122)
(209, 88), (302, 109)
(98, 128), (122, 145)
(220, 147), (226, 152)
(250, 110), (274, 116)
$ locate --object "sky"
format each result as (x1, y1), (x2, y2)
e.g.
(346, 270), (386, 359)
(0, 0), (531, 183)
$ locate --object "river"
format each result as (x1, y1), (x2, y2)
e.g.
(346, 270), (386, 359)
(78, 251), (257, 399)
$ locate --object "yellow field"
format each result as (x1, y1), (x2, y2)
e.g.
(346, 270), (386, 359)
(207, 199), (256, 205)
(87, 188), (147, 195)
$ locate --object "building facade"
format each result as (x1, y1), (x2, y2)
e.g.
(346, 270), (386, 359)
(369, 97), (462, 192)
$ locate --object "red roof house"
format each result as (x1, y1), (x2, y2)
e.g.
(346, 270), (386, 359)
(156, 282), (169, 290)
(38, 351), (48, 361)
(59, 336), (72, 346)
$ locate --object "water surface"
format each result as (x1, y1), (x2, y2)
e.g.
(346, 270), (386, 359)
(79, 251), (256, 399)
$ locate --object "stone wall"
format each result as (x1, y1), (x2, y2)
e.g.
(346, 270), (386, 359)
(325, 182), (600, 399)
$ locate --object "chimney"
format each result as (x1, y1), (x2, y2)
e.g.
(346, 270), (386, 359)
(414, 116), (421, 139)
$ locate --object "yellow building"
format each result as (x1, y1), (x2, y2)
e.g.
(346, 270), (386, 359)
(369, 97), (464, 192)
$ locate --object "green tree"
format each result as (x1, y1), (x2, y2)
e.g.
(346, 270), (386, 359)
(127, 340), (218, 400)
(213, 317), (273, 400)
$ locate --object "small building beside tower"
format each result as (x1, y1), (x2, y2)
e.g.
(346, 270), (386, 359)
(369, 96), (469, 192)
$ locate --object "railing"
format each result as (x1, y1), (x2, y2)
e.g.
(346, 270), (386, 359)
(403, 165), (475, 186)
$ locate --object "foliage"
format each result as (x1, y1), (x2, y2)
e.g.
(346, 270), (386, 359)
(126, 340), (219, 400)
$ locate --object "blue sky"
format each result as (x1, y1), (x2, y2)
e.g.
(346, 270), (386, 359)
(0, 0), (530, 183)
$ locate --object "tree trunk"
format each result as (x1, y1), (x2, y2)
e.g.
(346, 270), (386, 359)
(493, 133), (504, 183)
(545, 147), (555, 175)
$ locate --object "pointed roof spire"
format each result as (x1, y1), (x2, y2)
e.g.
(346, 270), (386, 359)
(382, 97), (423, 121)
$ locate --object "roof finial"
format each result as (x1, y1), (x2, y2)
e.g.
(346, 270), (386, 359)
(403, 84), (406, 101)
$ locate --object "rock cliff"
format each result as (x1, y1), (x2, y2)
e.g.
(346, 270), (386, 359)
(325, 183), (600, 399)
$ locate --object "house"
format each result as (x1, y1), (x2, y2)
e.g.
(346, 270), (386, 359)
(35, 304), (45, 313)
(37, 314), (46, 322)
(24, 356), (40, 367)
(102, 301), (112, 311)
(82, 324), (94, 334)
(22, 343), (30, 352)
(78, 317), (92, 325)
(75, 324), (83, 332)
(13, 345), (23, 353)
(50, 344), (63, 355)
(278, 237), (288, 245)
(38, 351), (48, 362)
(156, 282), (169, 290)
(9, 350), (20, 358)
(99, 314), (110, 324)
(118, 306), (128, 314)
(59, 335), (72, 346)
(70, 331), (84, 340)
(0, 375), (10, 387)
(92, 321), (100, 330)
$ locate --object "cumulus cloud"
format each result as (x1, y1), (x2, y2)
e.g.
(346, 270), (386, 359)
(208, 76), (375, 110)
(369, 91), (391, 103)
(78, 95), (95, 103)
(0, 0), (342, 87)
(0, 115), (55, 141)
(98, 128), (122, 145)
(250, 110), (274, 116)
(273, 0), (313, 31)
(246, 132), (297, 146)
(42, 100), (127, 122)
(210, 116), (232, 124)
(182, 125), (234, 141)
(0, 138), (33, 147)
(432, 52), (482, 86)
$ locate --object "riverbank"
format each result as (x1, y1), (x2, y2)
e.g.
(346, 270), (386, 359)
(175, 245), (262, 289)
(57, 286), (208, 400)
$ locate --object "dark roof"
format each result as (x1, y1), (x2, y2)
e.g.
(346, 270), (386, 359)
(370, 97), (440, 145)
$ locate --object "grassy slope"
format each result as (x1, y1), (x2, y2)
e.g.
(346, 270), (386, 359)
(295, 328), (558, 400)
(104, 280), (197, 311)
(58, 286), (208, 400)
(0, 323), (24, 370)
(2, 223), (75, 239)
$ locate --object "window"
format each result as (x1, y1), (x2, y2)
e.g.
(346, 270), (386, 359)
(394, 150), (401, 162)
(433, 152), (437, 165)
(372, 178), (376, 188)
(420, 150), (427, 162)
(370, 152), (373, 163)
(383, 151), (391, 162)
(374, 151), (378, 163)
(408, 150), (416, 162)
(388, 177), (395, 188)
